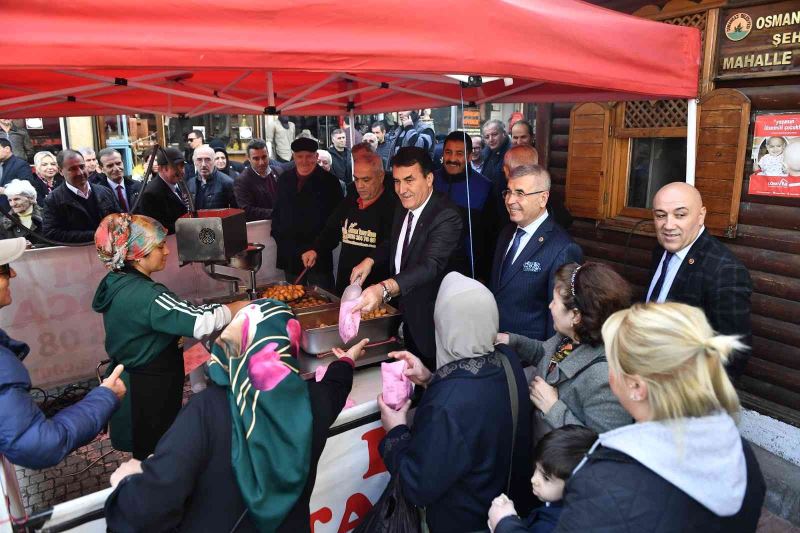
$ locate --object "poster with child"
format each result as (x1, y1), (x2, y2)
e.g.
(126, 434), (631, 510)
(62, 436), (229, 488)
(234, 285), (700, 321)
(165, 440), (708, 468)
(748, 113), (800, 197)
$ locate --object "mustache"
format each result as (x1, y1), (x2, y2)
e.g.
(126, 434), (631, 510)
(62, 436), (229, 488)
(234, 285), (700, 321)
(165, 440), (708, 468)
(444, 160), (461, 165)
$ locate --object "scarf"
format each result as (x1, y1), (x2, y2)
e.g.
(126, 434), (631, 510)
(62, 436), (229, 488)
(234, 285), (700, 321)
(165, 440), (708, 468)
(18, 206), (34, 229)
(94, 213), (167, 271)
(434, 272), (499, 369)
(208, 299), (312, 532)
(547, 336), (579, 375)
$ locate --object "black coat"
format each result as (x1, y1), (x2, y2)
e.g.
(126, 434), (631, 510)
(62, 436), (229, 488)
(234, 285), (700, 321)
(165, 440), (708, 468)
(328, 146), (352, 184)
(555, 441), (765, 533)
(648, 230), (752, 379)
(133, 176), (188, 234)
(105, 360), (355, 533)
(233, 165), (281, 221)
(28, 174), (63, 207)
(372, 191), (464, 365)
(0, 155), (33, 185)
(271, 166), (343, 274)
(42, 183), (120, 243)
(89, 175), (143, 213)
(185, 169), (237, 210)
(0, 204), (44, 245)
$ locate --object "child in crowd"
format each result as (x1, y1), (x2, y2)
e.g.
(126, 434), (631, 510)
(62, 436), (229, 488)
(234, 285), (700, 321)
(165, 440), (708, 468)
(756, 136), (787, 176)
(488, 425), (597, 533)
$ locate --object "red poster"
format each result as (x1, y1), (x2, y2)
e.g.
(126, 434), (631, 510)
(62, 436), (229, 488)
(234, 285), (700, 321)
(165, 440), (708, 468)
(748, 113), (800, 197)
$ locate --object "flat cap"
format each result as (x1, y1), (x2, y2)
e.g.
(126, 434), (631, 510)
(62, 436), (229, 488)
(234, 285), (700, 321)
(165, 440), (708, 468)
(156, 147), (185, 166)
(291, 137), (319, 153)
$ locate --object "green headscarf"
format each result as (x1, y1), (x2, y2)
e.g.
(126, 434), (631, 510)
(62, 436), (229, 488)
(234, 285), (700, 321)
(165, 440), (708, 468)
(208, 299), (312, 531)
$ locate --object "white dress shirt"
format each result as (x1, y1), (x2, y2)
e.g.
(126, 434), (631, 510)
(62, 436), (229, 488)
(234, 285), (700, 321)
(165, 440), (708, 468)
(646, 226), (705, 303)
(108, 177), (127, 201)
(504, 210), (549, 264)
(65, 181), (91, 200)
(394, 190), (433, 274)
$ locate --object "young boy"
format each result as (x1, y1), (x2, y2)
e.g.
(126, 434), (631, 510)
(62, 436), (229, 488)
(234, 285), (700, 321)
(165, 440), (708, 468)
(488, 425), (597, 533)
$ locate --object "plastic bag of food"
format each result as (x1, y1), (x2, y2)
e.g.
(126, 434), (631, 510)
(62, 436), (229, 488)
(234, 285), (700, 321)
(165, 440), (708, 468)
(381, 360), (413, 410)
(338, 283), (363, 343)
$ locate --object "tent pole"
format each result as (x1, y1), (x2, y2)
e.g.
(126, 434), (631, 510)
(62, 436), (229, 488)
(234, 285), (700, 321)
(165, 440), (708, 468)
(474, 81), (544, 105)
(282, 86), (377, 113)
(686, 98), (697, 186)
(267, 71), (275, 108)
(277, 74), (339, 111)
(187, 70), (252, 117)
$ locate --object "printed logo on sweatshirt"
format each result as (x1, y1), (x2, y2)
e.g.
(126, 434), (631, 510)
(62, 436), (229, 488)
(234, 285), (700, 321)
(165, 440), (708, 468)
(341, 219), (377, 248)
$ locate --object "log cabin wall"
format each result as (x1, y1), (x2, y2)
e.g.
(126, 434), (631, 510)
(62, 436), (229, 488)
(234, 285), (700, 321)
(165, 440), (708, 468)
(542, 84), (800, 428)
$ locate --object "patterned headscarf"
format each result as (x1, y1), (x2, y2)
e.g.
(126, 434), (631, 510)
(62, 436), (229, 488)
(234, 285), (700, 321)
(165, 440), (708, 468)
(94, 214), (167, 271)
(208, 299), (312, 532)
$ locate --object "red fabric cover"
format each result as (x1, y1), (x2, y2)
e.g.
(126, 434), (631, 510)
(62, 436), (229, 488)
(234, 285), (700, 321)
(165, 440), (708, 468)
(0, 0), (700, 117)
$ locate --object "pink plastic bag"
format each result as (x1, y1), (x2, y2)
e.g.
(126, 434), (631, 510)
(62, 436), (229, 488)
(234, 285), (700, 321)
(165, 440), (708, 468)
(338, 288), (362, 344)
(315, 364), (356, 409)
(381, 360), (414, 410)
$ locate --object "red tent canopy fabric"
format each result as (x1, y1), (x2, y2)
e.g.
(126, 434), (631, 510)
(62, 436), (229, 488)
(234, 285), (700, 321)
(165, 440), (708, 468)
(0, 0), (701, 118)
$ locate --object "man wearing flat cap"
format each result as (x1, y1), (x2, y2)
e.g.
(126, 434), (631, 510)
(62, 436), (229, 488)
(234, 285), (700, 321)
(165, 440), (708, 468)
(272, 137), (343, 290)
(133, 147), (189, 234)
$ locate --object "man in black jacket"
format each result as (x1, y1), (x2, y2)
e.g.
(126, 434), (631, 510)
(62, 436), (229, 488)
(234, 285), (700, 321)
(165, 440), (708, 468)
(646, 182), (752, 379)
(328, 129), (352, 185)
(234, 139), (283, 221)
(92, 148), (142, 213)
(0, 138), (33, 187)
(42, 150), (120, 243)
(271, 138), (343, 290)
(133, 148), (188, 234)
(354, 147), (464, 367)
(186, 145), (236, 210)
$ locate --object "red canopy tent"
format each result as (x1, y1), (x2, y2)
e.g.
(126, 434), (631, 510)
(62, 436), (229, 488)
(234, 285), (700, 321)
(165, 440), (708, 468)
(0, 0), (701, 118)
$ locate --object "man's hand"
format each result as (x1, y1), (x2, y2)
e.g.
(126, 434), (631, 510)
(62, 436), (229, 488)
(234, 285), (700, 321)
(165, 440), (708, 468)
(301, 250), (317, 269)
(332, 338), (370, 362)
(353, 284), (382, 313)
(389, 350), (432, 387)
(488, 493), (518, 532)
(495, 333), (510, 345)
(110, 458), (142, 488)
(101, 364), (126, 400)
(530, 376), (559, 414)
(350, 257), (374, 285)
(377, 394), (410, 432)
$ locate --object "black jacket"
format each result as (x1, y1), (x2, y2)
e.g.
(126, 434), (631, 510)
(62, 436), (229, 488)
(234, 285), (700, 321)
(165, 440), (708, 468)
(233, 165), (281, 221)
(28, 174), (64, 207)
(555, 441), (765, 532)
(0, 155), (33, 185)
(0, 204), (44, 245)
(328, 146), (353, 184)
(271, 166), (343, 273)
(133, 176), (188, 234)
(185, 169), (237, 210)
(105, 360), (355, 533)
(371, 191), (464, 365)
(89, 175), (143, 213)
(42, 183), (120, 243)
(648, 230), (752, 379)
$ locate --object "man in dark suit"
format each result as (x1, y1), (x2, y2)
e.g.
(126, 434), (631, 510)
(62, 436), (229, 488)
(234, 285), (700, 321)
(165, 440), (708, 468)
(490, 164), (582, 341)
(42, 150), (120, 243)
(354, 147), (464, 367)
(185, 145), (237, 210)
(92, 148), (142, 213)
(133, 147), (188, 234)
(647, 182), (752, 379)
(0, 138), (33, 188)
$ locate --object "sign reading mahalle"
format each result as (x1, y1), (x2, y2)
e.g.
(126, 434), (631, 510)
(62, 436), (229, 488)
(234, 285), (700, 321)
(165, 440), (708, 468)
(748, 113), (800, 197)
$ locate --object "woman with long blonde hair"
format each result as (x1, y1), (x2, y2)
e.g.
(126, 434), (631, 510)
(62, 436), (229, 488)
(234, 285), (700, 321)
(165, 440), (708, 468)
(555, 302), (765, 532)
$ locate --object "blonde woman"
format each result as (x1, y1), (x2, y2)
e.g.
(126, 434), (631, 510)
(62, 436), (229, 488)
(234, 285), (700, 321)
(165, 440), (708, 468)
(555, 303), (765, 533)
(31, 150), (63, 204)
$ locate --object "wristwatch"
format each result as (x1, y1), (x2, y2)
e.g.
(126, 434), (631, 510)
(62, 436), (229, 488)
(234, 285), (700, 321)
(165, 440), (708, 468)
(380, 281), (392, 303)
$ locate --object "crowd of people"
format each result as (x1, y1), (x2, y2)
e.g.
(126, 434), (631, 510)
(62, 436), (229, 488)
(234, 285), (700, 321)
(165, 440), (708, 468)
(0, 110), (766, 532)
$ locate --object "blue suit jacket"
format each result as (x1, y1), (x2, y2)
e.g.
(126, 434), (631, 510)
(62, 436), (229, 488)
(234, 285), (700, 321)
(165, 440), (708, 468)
(490, 216), (583, 340)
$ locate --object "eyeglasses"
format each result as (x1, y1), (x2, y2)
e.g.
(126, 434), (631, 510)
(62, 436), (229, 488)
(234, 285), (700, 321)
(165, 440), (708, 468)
(0, 264), (11, 277)
(501, 188), (549, 200)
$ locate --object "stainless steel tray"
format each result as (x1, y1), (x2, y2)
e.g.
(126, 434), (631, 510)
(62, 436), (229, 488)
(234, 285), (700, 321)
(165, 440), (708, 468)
(296, 304), (401, 355)
(203, 283), (339, 312)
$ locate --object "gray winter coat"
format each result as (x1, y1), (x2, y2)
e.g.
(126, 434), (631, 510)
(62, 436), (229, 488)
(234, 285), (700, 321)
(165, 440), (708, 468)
(507, 333), (631, 437)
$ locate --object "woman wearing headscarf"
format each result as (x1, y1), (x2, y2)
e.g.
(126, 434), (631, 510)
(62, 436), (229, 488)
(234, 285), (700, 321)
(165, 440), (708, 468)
(378, 272), (533, 533)
(31, 150), (63, 205)
(213, 147), (239, 179)
(555, 303), (765, 532)
(105, 299), (369, 532)
(92, 213), (247, 459)
(0, 179), (44, 244)
(496, 262), (632, 442)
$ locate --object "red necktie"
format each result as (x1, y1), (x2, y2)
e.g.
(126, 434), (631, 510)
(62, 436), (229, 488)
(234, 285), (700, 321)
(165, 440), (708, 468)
(116, 184), (129, 212)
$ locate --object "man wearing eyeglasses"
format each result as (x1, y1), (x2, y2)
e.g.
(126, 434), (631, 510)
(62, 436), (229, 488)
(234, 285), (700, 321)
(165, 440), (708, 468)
(490, 164), (582, 341)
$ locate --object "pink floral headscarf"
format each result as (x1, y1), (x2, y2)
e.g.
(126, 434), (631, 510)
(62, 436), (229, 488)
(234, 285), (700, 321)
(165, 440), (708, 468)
(94, 213), (167, 271)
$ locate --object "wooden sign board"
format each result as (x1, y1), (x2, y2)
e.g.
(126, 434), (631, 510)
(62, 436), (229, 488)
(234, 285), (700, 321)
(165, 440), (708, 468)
(716, 1), (800, 80)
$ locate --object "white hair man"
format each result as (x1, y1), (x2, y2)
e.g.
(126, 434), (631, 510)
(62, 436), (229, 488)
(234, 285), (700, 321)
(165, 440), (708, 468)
(187, 145), (237, 210)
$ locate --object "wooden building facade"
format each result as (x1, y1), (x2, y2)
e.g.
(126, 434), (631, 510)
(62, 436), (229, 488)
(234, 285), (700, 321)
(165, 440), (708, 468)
(540, 0), (800, 426)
